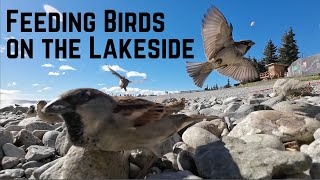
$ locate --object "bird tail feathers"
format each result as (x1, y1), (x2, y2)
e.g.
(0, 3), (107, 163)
(186, 61), (212, 88)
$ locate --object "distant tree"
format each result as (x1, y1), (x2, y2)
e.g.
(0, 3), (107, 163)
(224, 79), (231, 88)
(263, 39), (278, 64)
(278, 27), (299, 65)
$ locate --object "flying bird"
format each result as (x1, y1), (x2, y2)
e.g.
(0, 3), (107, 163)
(42, 88), (216, 177)
(37, 100), (63, 124)
(108, 66), (131, 91)
(186, 6), (259, 87)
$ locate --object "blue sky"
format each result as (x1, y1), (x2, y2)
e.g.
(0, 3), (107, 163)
(1, 0), (320, 102)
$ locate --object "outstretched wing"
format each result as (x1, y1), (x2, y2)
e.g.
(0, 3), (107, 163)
(202, 6), (234, 60)
(108, 67), (125, 79)
(216, 58), (259, 83)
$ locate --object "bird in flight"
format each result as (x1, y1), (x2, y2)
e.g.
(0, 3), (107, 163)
(108, 66), (131, 91)
(186, 6), (259, 87)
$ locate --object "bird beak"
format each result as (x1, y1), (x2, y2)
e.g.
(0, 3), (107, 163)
(42, 97), (72, 114)
(250, 42), (255, 46)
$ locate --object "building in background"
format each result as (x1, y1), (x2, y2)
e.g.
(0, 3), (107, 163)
(260, 63), (287, 80)
(287, 54), (320, 77)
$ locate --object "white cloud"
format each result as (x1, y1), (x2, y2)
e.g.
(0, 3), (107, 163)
(42, 63), (54, 68)
(48, 72), (60, 76)
(62, 72), (66, 75)
(7, 82), (17, 87)
(57, 58), (67, 61)
(100, 86), (179, 96)
(1, 34), (15, 40)
(0, 45), (5, 53)
(97, 83), (105, 86)
(43, 4), (63, 22)
(0, 89), (21, 94)
(59, 65), (77, 71)
(37, 86), (52, 92)
(32, 84), (40, 86)
(101, 65), (127, 72)
(126, 71), (147, 79)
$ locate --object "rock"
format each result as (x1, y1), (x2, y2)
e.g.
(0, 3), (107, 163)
(32, 130), (49, 140)
(13, 106), (28, 114)
(194, 137), (312, 179)
(182, 127), (220, 149)
(55, 129), (72, 156)
(261, 95), (286, 107)
(14, 129), (43, 148)
(0, 174), (14, 179)
(0, 128), (14, 147)
(192, 120), (226, 137)
(155, 133), (181, 156)
(147, 170), (201, 179)
(223, 103), (241, 113)
(225, 104), (273, 122)
(228, 110), (320, 143)
(240, 134), (285, 150)
(1, 156), (19, 169)
(310, 158), (320, 179)
(272, 101), (320, 118)
(188, 104), (198, 111)
(4, 125), (25, 132)
(211, 104), (228, 112)
(300, 139), (320, 160)
(223, 97), (240, 105)
(22, 161), (45, 169)
(2, 143), (26, 158)
(39, 146), (128, 179)
(18, 117), (42, 126)
(129, 163), (141, 179)
(25, 167), (38, 178)
(269, 92), (277, 97)
(0, 106), (14, 113)
(32, 159), (59, 179)
(315, 113), (320, 121)
(25, 145), (55, 161)
(0, 118), (19, 127)
(26, 122), (55, 132)
(177, 150), (197, 174)
(314, 128), (320, 140)
(0, 148), (4, 160)
(163, 152), (178, 170)
(173, 142), (195, 154)
(0, 168), (24, 178)
(199, 108), (222, 116)
(248, 98), (269, 105)
(273, 79), (313, 96)
(209, 96), (217, 102)
(42, 131), (59, 148)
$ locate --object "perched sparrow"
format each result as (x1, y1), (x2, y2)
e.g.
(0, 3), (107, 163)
(186, 6), (259, 87)
(26, 105), (37, 118)
(108, 66), (131, 91)
(37, 100), (63, 124)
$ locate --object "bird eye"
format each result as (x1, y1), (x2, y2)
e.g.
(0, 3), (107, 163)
(80, 91), (90, 101)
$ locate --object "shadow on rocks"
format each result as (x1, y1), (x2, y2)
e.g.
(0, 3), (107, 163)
(193, 141), (242, 179)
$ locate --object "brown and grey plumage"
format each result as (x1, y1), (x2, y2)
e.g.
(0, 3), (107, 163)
(186, 6), (259, 87)
(37, 100), (63, 124)
(26, 105), (37, 118)
(42, 88), (212, 151)
(108, 67), (131, 91)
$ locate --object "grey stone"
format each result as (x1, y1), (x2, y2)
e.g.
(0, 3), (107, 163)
(25, 145), (55, 161)
(240, 134), (285, 150)
(147, 170), (201, 179)
(315, 113), (320, 121)
(188, 104), (198, 111)
(223, 103), (241, 113)
(1, 156), (19, 169)
(223, 97), (240, 105)
(173, 142), (195, 154)
(314, 128), (320, 140)
(14, 129), (42, 148)
(4, 125), (25, 132)
(228, 110), (320, 143)
(163, 152), (178, 170)
(272, 101), (320, 118)
(199, 108), (222, 116)
(182, 127), (220, 149)
(224, 104), (273, 122)
(39, 146), (128, 179)
(26, 122), (55, 132)
(273, 79), (313, 96)
(0, 106), (14, 113)
(129, 163), (141, 179)
(25, 167), (38, 178)
(22, 161), (45, 169)
(194, 137), (312, 179)
(261, 95), (286, 107)
(211, 104), (228, 112)
(0, 168), (24, 178)
(42, 131), (59, 148)
(300, 139), (320, 160)
(192, 119), (226, 137)
(18, 117), (42, 126)
(32, 130), (49, 140)
(310, 157), (320, 179)
(0, 128), (14, 147)
(129, 149), (154, 169)
(32, 159), (59, 179)
(177, 150), (197, 174)
(2, 143), (26, 158)
(55, 129), (72, 156)
(248, 98), (269, 105)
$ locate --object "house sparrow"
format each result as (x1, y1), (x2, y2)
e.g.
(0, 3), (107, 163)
(26, 105), (37, 118)
(186, 6), (259, 87)
(42, 88), (216, 177)
(37, 100), (63, 124)
(108, 66), (131, 91)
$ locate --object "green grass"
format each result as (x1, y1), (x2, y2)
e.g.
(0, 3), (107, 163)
(240, 75), (320, 87)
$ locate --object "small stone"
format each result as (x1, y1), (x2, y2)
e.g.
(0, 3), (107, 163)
(182, 127), (220, 149)
(25, 167), (38, 178)
(314, 128), (320, 140)
(14, 129), (43, 148)
(223, 97), (240, 105)
(4, 125), (25, 132)
(2, 143), (26, 158)
(32, 130), (49, 140)
(0, 128), (14, 147)
(0, 168), (25, 178)
(42, 131), (59, 148)
(22, 161), (45, 169)
(177, 150), (197, 174)
(25, 145), (55, 161)
(147, 170), (201, 179)
(129, 163), (141, 179)
(26, 122), (55, 132)
(240, 134), (285, 151)
(1, 156), (20, 169)
(55, 129), (72, 156)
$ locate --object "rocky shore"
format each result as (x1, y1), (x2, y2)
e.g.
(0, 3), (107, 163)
(0, 78), (319, 179)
